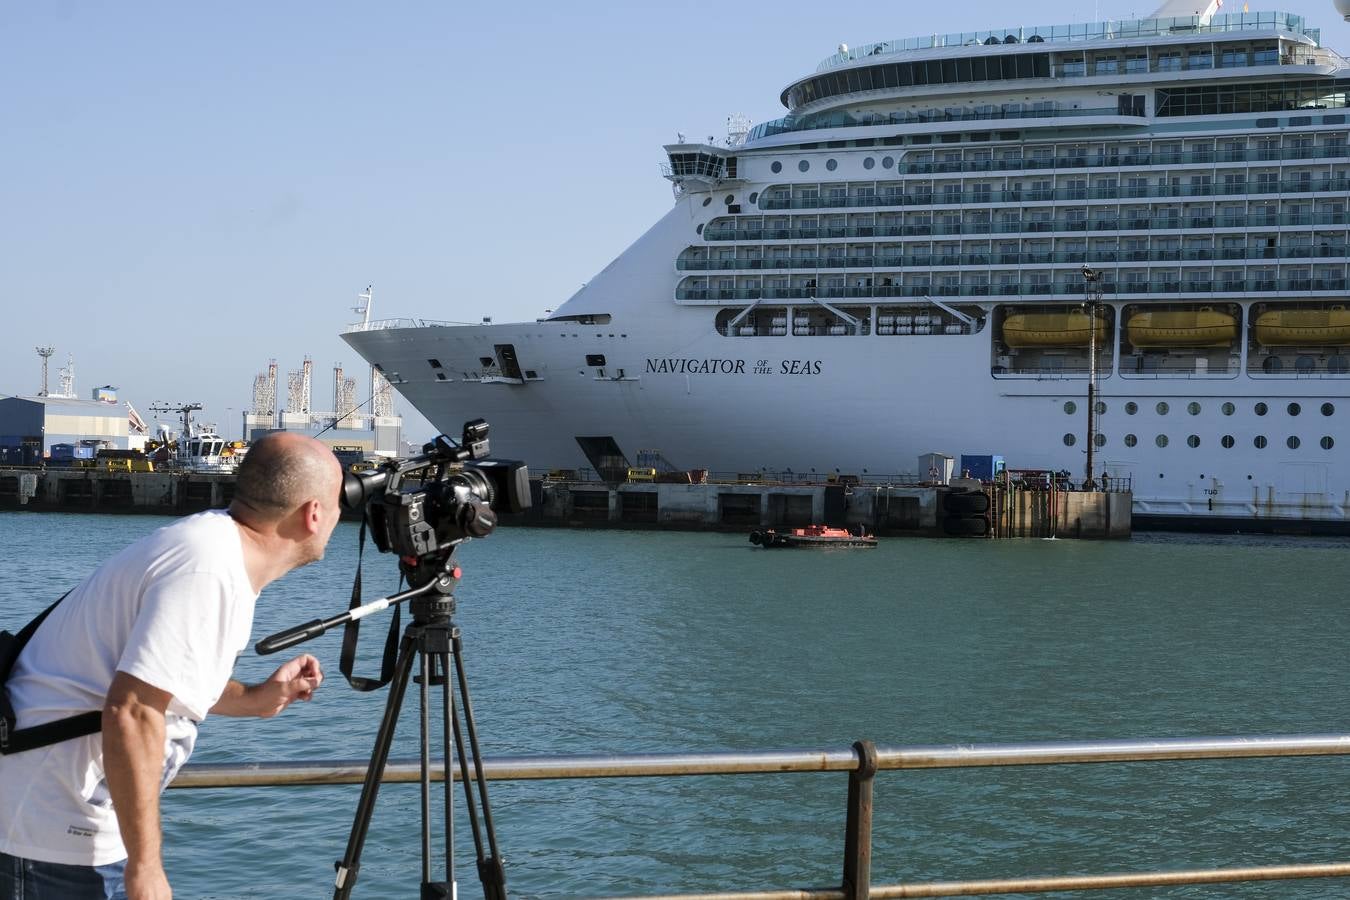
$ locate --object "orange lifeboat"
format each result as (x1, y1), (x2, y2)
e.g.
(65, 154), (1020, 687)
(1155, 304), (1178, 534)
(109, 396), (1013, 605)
(1001, 311), (1107, 348)
(1254, 306), (1350, 346)
(1126, 308), (1238, 348)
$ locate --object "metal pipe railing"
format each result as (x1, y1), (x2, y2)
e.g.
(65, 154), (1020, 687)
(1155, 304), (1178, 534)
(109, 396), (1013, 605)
(169, 734), (1350, 899)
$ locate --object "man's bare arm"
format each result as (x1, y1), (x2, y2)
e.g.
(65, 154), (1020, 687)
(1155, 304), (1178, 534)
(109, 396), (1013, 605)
(103, 670), (174, 900)
(209, 654), (323, 718)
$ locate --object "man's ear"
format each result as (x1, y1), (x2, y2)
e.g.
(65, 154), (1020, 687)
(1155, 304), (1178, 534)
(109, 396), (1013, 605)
(302, 498), (322, 534)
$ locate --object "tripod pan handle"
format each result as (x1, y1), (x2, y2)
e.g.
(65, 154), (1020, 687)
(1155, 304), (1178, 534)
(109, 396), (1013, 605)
(256, 619), (327, 655)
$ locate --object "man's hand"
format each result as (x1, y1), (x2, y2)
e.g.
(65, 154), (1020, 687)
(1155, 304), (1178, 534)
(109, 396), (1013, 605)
(125, 858), (173, 900)
(209, 654), (323, 718)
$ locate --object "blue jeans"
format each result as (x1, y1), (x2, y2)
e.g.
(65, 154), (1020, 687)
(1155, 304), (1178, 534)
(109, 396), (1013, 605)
(0, 852), (125, 900)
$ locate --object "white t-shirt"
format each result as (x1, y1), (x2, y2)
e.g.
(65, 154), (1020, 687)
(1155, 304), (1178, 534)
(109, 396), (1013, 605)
(0, 509), (258, 866)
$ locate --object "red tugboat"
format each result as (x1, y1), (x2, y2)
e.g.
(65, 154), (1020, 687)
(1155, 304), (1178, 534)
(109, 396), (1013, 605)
(749, 524), (878, 548)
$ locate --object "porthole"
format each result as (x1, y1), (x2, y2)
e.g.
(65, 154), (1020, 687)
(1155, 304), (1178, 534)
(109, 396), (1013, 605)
(749, 191), (759, 204)
(798, 160), (810, 172)
(1063, 401), (1077, 415)
(1125, 401), (1138, 415)
(1063, 433), (1077, 446)
(696, 223), (704, 235)
(1322, 435), (1335, 450)
(863, 157), (876, 170)
(1321, 402), (1335, 417)
(724, 194), (735, 205)
(882, 156), (894, 168)
(1221, 402), (1235, 416)
(1287, 435), (1301, 449)
(1124, 434), (1138, 447)
(1094, 433), (1105, 447)
(1254, 435), (1268, 448)
(702, 197), (712, 207)
(1187, 402), (1201, 416)
(1094, 400), (1106, 415)
(1221, 435), (1235, 448)
(825, 158), (838, 171)
(1156, 401), (1170, 415)
(1287, 402), (1301, 416)
(1187, 434), (1200, 448)
(1156, 434), (1169, 448)
(1255, 402), (1268, 416)
(771, 161), (783, 173)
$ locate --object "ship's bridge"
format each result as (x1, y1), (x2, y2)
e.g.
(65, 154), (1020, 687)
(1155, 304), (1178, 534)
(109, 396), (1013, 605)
(662, 142), (745, 190)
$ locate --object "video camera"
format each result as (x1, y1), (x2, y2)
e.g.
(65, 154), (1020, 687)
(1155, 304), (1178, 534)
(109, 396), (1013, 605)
(340, 419), (529, 575)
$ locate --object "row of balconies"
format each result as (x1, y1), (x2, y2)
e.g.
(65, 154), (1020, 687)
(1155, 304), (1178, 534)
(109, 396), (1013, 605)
(759, 178), (1350, 210)
(702, 213), (1350, 241)
(676, 278), (1348, 301)
(893, 144), (1347, 174)
(679, 246), (1350, 270)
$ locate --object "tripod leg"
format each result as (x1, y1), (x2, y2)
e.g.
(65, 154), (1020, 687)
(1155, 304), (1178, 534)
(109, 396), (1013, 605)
(333, 633), (419, 900)
(451, 631), (508, 900)
(441, 646), (455, 893)
(419, 649), (432, 888)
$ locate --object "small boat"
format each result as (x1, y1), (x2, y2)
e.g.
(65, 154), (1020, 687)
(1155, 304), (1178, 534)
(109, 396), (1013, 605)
(1126, 308), (1238, 348)
(1253, 306), (1350, 346)
(1001, 311), (1106, 348)
(749, 525), (878, 548)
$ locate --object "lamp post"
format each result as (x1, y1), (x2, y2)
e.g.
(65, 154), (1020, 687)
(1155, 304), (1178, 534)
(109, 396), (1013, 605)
(1082, 265), (1101, 489)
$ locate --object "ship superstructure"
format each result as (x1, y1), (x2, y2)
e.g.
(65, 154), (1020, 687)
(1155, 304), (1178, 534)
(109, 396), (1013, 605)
(344, 2), (1350, 530)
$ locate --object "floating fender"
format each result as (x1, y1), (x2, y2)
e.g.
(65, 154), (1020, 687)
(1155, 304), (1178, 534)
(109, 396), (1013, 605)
(943, 516), (989, 537)
(771, 534), (789, 547)
(945, 492), (990, 515)
(749, 531), (762, 545)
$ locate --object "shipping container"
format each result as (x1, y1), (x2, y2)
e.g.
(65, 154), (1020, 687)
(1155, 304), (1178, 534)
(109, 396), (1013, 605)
(959, 454), (1005, 482)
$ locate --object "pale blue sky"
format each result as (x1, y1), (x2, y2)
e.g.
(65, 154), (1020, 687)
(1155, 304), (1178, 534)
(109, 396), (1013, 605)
(5, 1), (1350, 442)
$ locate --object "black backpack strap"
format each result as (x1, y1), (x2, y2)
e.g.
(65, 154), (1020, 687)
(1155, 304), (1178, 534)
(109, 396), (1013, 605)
(1, 591), (104, 756)
(339, 516), (401, 692)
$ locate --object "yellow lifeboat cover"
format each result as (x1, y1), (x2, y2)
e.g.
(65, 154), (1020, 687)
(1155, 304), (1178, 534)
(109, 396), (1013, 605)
(1002, 311), (1106, 348)
(1254, 306), (1350, 346)
(1126, 308), (1237, 348)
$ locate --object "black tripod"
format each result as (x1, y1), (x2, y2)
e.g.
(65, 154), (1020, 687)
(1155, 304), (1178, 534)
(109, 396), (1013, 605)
(331, 565), (507, 900)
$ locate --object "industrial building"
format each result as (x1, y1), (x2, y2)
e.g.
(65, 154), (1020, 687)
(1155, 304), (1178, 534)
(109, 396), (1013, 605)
(0, 395), (133, 463)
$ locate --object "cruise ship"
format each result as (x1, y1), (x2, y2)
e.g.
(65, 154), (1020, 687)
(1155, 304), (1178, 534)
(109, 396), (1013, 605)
(343, 0), (1350, 531)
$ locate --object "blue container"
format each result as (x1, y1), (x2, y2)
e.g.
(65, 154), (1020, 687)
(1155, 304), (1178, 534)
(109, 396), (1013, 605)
(50, 443), (76, 459)
(959, 454), (1006, 481)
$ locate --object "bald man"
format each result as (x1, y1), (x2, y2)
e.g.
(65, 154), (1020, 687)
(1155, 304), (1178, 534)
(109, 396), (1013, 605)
(0, 433), (343, 900)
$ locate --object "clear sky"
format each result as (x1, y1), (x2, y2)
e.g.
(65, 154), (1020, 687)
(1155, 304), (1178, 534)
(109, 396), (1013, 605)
(5, 1), (1350, 443)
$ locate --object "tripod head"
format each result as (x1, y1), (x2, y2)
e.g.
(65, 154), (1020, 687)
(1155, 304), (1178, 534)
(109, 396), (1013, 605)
(405, 550), (461, 625)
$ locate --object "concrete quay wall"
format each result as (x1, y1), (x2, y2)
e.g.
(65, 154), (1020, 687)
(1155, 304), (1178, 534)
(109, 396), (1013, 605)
(0, 468), (1131, 539)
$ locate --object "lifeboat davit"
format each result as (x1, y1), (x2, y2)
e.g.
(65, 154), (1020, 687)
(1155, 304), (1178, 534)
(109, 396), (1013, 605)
(1126, 308), (1238, 348)
(1001, 311), (1107, 348)
(1254, 306), (1350, 346)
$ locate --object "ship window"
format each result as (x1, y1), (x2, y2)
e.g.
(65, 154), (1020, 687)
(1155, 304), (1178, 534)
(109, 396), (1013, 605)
(882, 156), (894, 168)
(826, 159), (838, 171)
(585, 354), (606, 366)
(696, 224), (704, 235)
(1322, 402), (1335, 416)
(1254, 435), (1268, 448)
(702, 197), (712, 207)
(1063, 401), (1077, 415)
(1095, 401), (1106, 415)
(749, 192), (758, 203)
(479, 357), (494, 367)
(1222, 402), (1235, 416)
(1255, 402), (1268, 416)
(863, 157), (875, 170)
(1155, 434), (1169, 448)
(1187, 435), (1200, 448)
(1124, 433), (1138, 447)
(1187, 402), (1200, 415)
(1287, 402), (1301, 416)
(724, 194), (735, 205)
(1221, 435), (1235, 448)
(1156, 401), (1169, 415)
(771, 161), (782, 173)
(436, 373), (447, 381)
(1094, 433), (1105, 448)
(798, 160), (810, 172)
(427, 358), (442, 368)
(1063, 433), (1077, 446)
(1322, 436), (1335, 450)
(1287, 435), (1301, 449)
(1125, 402), (1138, 415)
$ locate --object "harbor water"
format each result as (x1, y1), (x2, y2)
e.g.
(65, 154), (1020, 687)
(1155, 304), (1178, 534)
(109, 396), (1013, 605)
(3, 512), (1350, 898)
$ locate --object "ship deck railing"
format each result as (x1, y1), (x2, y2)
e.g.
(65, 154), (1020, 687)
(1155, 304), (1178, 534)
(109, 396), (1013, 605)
(343, 317), (469, 333)
(173, 732), (1350, 899)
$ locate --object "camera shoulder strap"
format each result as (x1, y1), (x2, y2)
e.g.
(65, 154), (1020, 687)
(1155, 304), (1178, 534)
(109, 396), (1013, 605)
(1, 591), (103, 756)
(339, 515), (401, 692)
